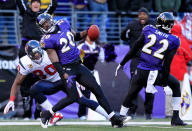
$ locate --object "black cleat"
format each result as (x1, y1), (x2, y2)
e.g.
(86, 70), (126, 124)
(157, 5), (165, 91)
(40, 110), (53, 128)
(145, 114), (152, 120)
(171, 116), (187, 126)
(110, 114), (123, 128)
(171, 111), (187, 126)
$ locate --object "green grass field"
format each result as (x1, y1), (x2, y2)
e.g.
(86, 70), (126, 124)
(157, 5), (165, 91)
(0, 118), (192, 131)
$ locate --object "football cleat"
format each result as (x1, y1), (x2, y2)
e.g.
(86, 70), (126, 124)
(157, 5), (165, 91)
(171, 111), (187, 126)
(49, 112), (63, 126)
(120, 115), (132, 124)
(40, 110), (52, 128)
(145, 114), (152, 120)
(110, 114), (124, 128)
(171, 116), (187, 126)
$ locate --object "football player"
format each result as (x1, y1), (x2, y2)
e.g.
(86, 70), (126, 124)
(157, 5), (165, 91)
(115, 12), (187, 126)
(36, 13), (123, 128)
(4, 40), (109, 128)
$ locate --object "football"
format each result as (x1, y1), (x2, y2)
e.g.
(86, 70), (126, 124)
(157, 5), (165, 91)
(88, 25), (100, 41)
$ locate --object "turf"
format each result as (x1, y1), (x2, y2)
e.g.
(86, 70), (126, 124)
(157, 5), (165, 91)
(0, 119), (192, 131)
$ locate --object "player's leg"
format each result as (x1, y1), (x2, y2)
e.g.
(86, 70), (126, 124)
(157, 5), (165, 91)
(144, 92), (154, 120)
(120, 69), (148, 118)
(39, 78), (109, 128)
(30, 80), (62, 111)
(20, 74), (34, 119)
(128, 58), (139, 118)
(167, 74), (187, 126)
(30, 80), (64, 126)
(76, 64), (123, 127)
(77, 87), (90, 120)
(50, 78), (109, 120)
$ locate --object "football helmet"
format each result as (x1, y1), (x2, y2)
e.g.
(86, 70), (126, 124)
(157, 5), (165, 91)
(156, 12), (174, 33)
(25, 40), (44, 64)
(36, 13), (56, 34)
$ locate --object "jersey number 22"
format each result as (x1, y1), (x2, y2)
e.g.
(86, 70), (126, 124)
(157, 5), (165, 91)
(142, 34), (169, 59)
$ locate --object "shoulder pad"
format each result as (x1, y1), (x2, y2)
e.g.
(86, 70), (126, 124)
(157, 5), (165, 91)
(19, 55), (33, 70)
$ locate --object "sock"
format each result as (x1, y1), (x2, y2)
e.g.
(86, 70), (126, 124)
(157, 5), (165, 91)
(109, 112), (115, 119)
(40, 99), (53, 111)
(95, 105), (109, 119)
(120, 105), (129, 116)
(172, 97), (181, 111)
(49, 108), (55, 115)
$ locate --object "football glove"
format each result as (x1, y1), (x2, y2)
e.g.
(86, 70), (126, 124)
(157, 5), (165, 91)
(4, 101), (14, 114)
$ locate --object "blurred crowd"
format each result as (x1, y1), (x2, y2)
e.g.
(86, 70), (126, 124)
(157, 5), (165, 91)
(0, 0), (192, 44)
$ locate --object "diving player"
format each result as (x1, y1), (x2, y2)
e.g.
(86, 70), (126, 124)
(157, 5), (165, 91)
(4, 40), (109, 128)
(115, 12), (187, 126)
(36, 13), (123, 128)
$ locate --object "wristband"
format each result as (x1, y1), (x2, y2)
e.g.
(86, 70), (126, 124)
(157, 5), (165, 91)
(10, 96), (15, 101)
(74, 32), (81, 41)
(53, 62), (64, 77)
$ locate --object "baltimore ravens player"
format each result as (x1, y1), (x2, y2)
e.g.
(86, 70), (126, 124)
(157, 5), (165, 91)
(115, 12), (187, 126)
(36, 13), (123, 127)
(4, 40), (110, 128)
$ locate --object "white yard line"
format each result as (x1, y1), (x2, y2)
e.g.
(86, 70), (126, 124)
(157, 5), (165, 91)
(0, 121), (192, 126)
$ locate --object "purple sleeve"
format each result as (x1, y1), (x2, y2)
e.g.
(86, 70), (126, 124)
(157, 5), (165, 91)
(40, 35), (57, 49)
(142, 25), (150, 34)
(61, 19), (71, 30)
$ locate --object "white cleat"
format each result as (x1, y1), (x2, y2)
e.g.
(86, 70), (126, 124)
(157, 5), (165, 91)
(122, 116), (132, 124)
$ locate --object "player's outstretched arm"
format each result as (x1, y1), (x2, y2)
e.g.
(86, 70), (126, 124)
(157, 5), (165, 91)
(4, 72), (26, 114)
(71, 29), (87, 41)
(120, 34), (145, 66)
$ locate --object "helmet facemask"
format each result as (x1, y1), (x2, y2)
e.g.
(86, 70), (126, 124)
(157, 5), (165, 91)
(28, 47), (44, 64)
(37, 14), (56, 34)
(156, 12), (174, 33)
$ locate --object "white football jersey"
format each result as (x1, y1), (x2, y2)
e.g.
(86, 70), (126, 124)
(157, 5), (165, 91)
(18, 51), (61, 82)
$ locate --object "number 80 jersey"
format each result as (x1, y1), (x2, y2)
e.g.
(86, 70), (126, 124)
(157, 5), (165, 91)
(18, 50), (61, 82)
(138, 25), (180, 70)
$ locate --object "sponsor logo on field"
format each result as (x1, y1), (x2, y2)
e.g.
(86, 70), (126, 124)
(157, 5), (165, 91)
(181, 91), (190, 116)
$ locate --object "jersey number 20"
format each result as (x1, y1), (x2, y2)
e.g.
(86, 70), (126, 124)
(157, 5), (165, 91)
(60, 32), (75, 53)
(142, 34), (169, 59)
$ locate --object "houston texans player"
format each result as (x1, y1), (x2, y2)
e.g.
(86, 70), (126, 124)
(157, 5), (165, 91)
(115, 12), (187, 126)
(36, 13), (123, 128)
(4, 40), (110, 128)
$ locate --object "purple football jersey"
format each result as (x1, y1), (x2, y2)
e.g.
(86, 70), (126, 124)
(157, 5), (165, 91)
(138, 25), (180, 70)
(40, 19), (80, 65)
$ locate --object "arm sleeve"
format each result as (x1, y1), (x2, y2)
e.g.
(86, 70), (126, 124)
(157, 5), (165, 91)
(120, 24), (131, 41)
(16, 0), (27, 14)
(41, 36), (57, 49)
(44, 0), (57, 14)
(120, 34), (145, 66)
